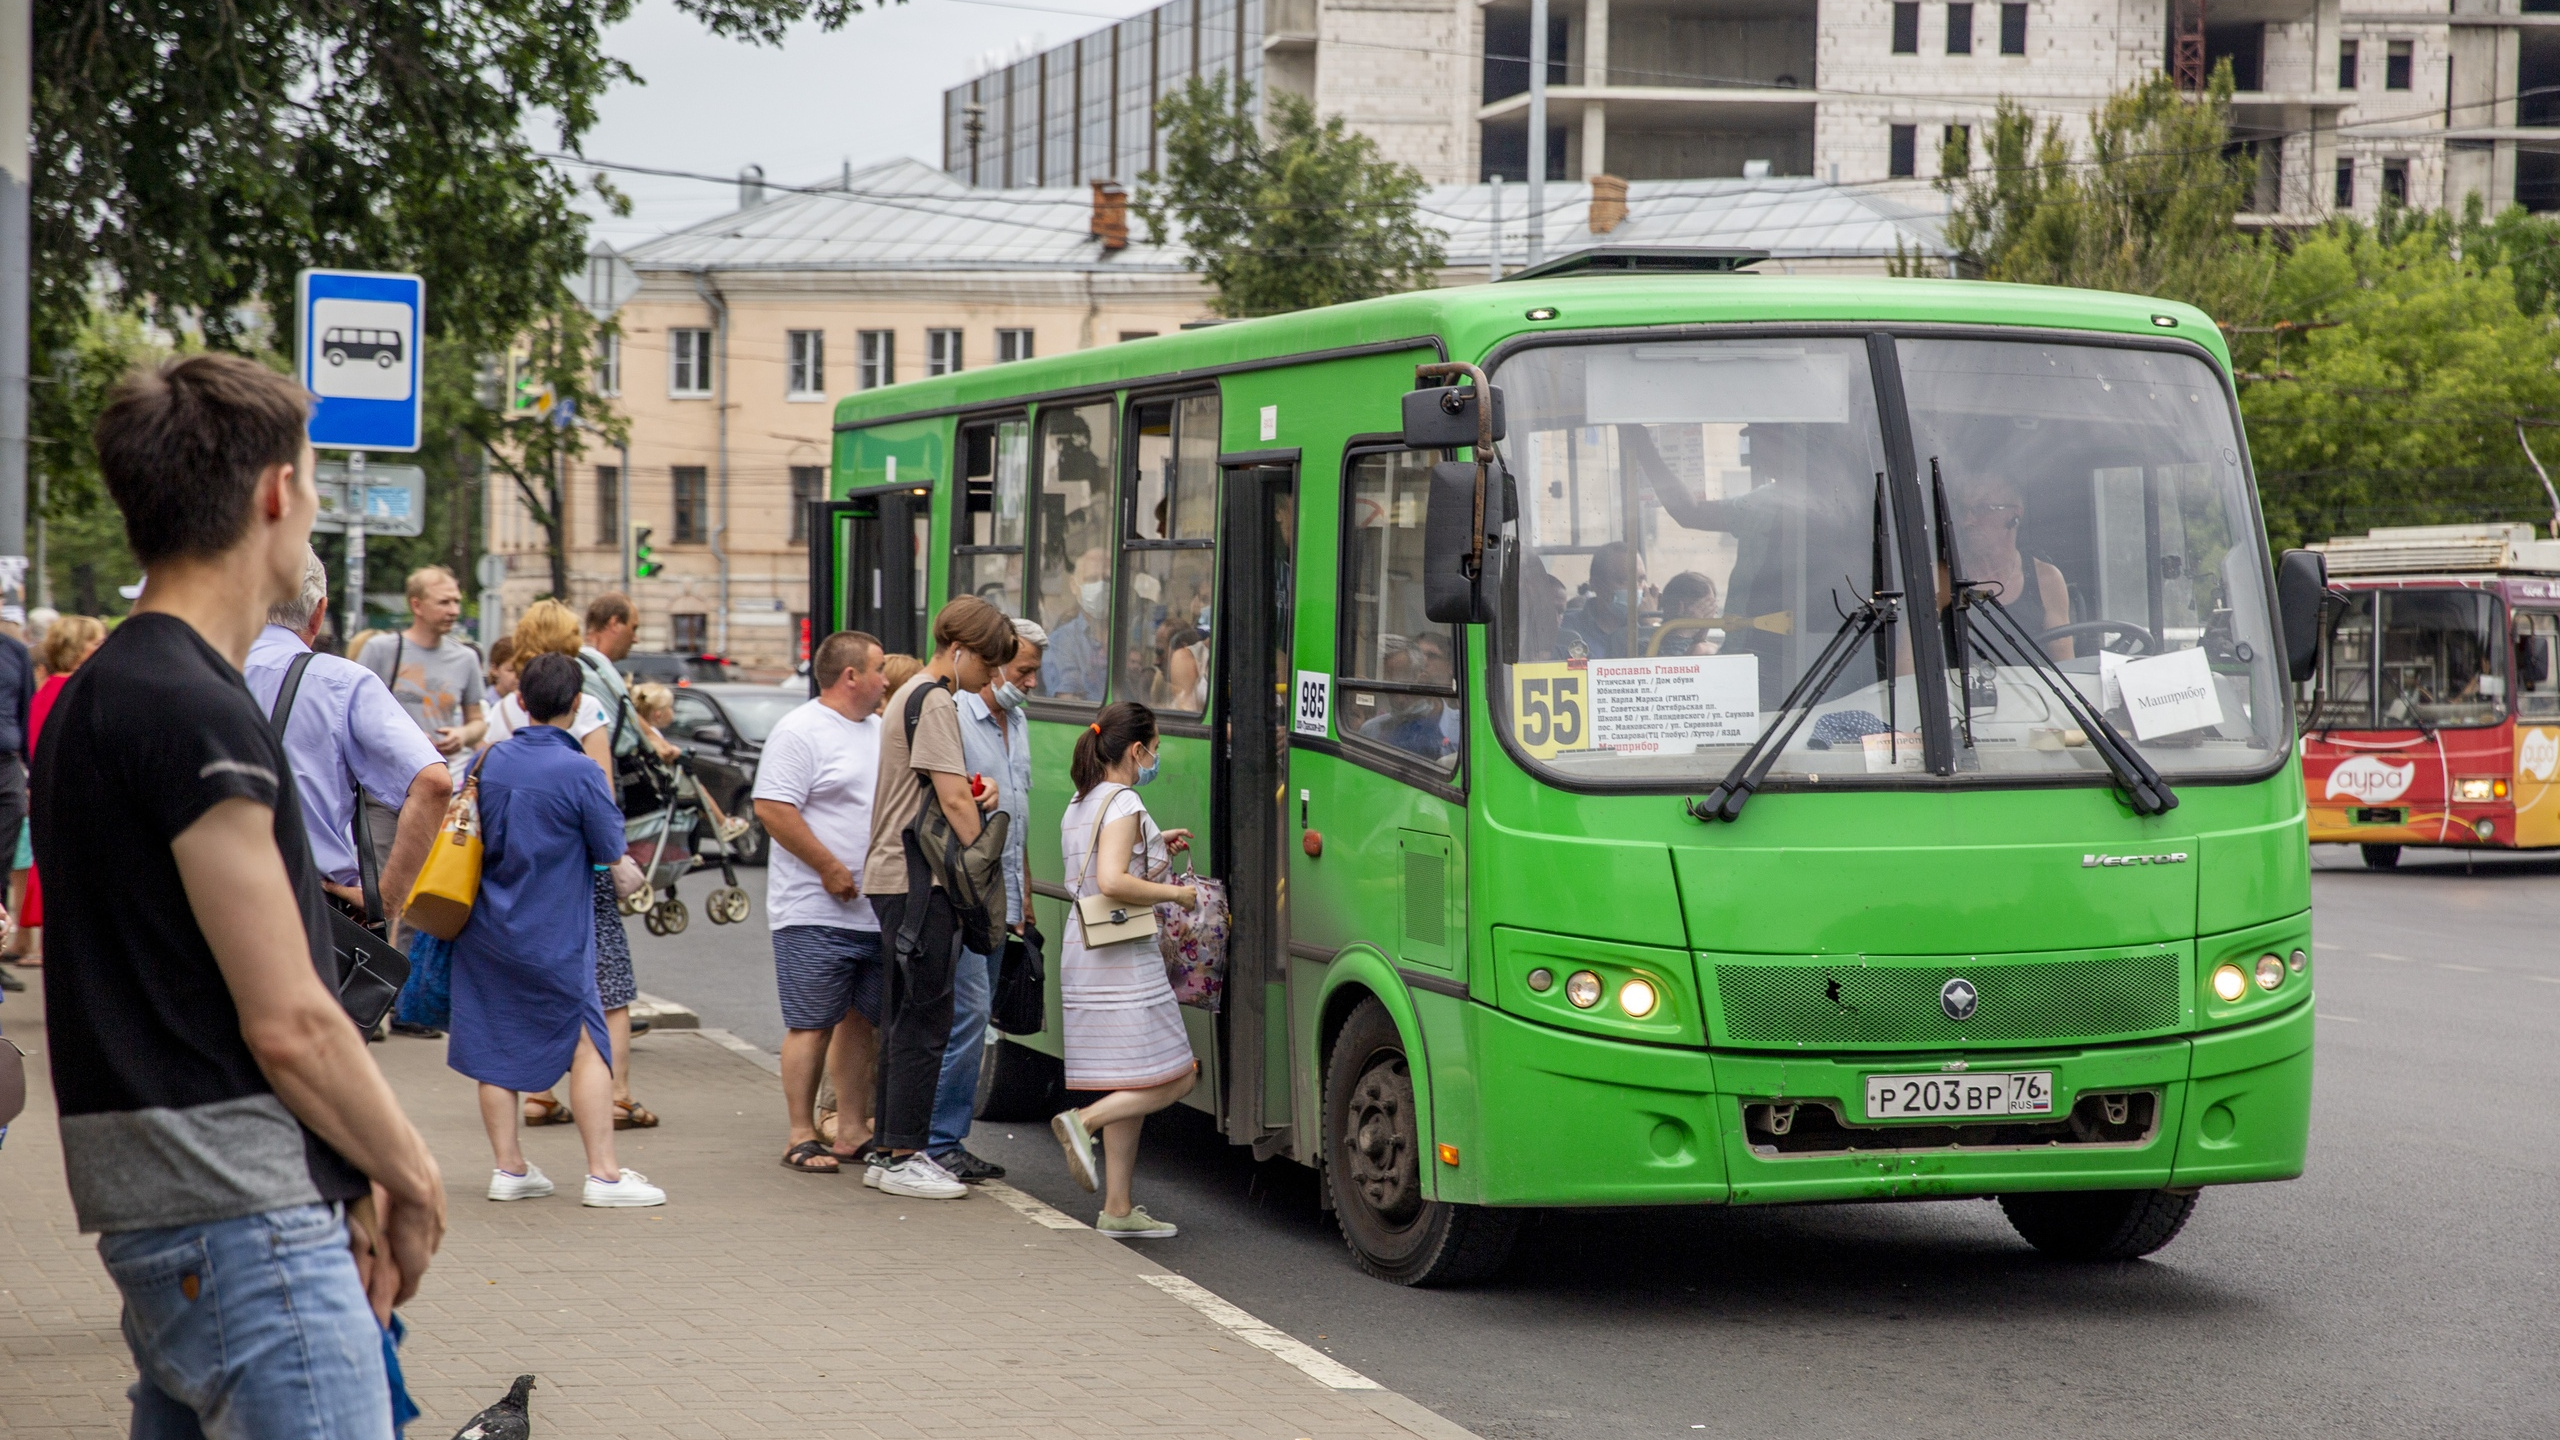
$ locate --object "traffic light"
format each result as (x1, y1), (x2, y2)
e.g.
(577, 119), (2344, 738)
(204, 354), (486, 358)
(633, 525), (662, 579)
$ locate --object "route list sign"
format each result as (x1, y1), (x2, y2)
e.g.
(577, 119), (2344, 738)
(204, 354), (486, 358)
(1511, 654), (1760, 758)
(1590, 655), (1760, 753)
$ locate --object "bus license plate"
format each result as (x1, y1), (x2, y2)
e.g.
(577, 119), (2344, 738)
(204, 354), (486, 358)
(1865, 1070), (2054, 1120)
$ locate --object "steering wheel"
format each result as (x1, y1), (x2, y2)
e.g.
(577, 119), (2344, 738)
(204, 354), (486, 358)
(2036, 619), (2157, 656)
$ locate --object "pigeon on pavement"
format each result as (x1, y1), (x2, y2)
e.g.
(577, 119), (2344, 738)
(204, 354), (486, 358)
(450, 1374), (535, 1440)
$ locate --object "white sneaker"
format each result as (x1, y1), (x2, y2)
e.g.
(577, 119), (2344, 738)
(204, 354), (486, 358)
(876, 1152), (968, 1199)
(582, 1168), (667, 1207)
(1051, 1109), (1100, 1193)
(487, 1164), (555, 1201)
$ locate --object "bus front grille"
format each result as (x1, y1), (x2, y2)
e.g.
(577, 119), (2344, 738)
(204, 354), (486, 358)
(1711, 952), (2185, 1047)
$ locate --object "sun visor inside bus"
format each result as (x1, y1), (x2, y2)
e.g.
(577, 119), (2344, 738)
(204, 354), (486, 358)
(1585, 345), (1853, 426)
(1403, 383), (1506, 449)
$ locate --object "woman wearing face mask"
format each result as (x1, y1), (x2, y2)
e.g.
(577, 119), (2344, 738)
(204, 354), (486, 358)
(1050, 701), (1198, 1239)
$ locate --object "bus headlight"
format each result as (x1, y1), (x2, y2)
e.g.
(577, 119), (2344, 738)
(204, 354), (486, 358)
(2212, 963), (2248, 1002)
(1565, 971), (1603, 1009)
(2255, 954), (2285, 991)
(2456, 776), (2506, 802)
(1618, 977), (1659, 1019)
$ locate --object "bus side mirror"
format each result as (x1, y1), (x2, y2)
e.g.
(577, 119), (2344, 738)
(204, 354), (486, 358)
(1424, 462), (1513, 625)
(1403, 384), (1506, 449)
(2276, 548), (2327, 684)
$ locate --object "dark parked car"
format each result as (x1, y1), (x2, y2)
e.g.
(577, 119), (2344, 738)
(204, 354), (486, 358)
(620, 651), (738, 686)
(659, 683), (806, 866)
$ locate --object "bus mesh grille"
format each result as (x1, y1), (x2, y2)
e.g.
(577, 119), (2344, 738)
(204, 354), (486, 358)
(1712, 953), (2184, 1046)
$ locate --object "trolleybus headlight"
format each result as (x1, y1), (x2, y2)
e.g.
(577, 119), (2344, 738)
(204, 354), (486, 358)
(2212, 963), (2249, 1002)
(2290, 948), (2307, 973)
(2457, 776), (2497, 802)
(1565, 970), (1603, 1009)
(2255, 954), (2285, 991)
(1618, 977), (1659, 1019)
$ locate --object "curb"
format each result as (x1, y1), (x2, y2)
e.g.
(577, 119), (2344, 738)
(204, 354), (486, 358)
(674, 1027), (1483, 1440)
(629, 991), (700, 1030)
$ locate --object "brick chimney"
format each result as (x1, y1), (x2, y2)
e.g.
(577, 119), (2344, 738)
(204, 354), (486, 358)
(1091, 181), (1129, 251)
(1589, 174), (1628, 234)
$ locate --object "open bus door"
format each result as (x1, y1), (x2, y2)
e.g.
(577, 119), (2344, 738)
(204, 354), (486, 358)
(805, 487), (930, 693)
(1212, 463), (1298, 1156)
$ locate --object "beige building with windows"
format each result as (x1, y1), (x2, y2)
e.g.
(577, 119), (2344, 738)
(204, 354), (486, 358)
(487, 159), (1945, 667)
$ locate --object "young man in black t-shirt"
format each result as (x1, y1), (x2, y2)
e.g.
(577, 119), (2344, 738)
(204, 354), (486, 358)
(36, 353), (444, 1438)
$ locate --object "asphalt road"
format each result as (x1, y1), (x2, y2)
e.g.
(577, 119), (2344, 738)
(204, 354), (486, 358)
(630, 848), (2560, 1439)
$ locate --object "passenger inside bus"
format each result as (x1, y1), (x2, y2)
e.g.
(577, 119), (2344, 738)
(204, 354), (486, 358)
(1950, 471), (2076, 659)
(1355, 645), (1456, 764)
(1655, 571), (1724, 656)
(1044, 547), (1111, 700)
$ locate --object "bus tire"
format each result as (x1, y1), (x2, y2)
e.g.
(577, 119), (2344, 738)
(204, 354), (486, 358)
(1324, 997), (1517, 1287)
(975, 1036), (1061, 1122)
(1998, 1188), (2198, 1261)
(2360, 843), (2402, 870)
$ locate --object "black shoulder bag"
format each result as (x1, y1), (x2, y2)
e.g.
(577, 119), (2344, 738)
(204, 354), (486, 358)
(270, 652), (412, 1031)
(894, 678), (1010, 962)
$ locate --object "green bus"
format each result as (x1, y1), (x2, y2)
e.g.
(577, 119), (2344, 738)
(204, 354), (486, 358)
(814, 262), (2326, 1285)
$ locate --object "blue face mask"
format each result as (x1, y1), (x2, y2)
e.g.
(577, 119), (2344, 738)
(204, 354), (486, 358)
(1133, 747), (1161, 786)
(992, 680), (1027, 710)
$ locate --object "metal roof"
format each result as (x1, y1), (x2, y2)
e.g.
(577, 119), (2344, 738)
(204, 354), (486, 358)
(618, 160), (1953, 275)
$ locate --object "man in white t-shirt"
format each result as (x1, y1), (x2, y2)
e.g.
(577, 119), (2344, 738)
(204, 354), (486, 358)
(753, 629), (891, 1173)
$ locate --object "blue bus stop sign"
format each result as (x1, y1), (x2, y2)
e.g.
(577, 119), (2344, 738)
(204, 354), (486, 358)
(297, 269), (424, 452)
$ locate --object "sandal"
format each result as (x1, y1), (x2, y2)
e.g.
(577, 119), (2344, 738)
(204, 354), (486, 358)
(781, 1139), (842, 1174)
(613, 1099), (659, 1130)
(524, 1095), (574, 1127)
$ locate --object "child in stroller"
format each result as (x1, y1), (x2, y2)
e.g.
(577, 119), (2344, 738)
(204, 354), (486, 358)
(629, 682), (751, 847)
(622, 683), (754, 933)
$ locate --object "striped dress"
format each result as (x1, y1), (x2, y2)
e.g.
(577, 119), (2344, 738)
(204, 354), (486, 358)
(1059, 784), (1194, 1090)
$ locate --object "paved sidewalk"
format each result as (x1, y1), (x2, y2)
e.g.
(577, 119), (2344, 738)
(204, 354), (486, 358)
(0, 974), (1475, 1439)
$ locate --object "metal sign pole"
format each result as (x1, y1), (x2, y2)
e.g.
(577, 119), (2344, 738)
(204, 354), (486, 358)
(344, 449), (367, 641)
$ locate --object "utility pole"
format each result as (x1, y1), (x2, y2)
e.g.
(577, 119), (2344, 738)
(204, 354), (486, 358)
(344, 450), (369, 635)
(1526, 0), (1549, 268)
(0, 0), (32, 590)
(1489, 175), (1505, 281)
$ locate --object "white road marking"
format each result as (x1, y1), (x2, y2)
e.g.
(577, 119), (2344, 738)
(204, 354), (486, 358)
(981, 1180), (1087, 1230)
(1142, 1272), (1383, 1391)
(2319, 1013), (2364, 1023)
(2370, 952), (2412, 961)
(2533, 976), (2560, 986)
(2437, 964), (2488, 973)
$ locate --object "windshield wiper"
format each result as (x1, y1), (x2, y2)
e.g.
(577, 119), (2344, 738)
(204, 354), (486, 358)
(1693, 475), (1902, 823)
(1930, 462), (2179, 818)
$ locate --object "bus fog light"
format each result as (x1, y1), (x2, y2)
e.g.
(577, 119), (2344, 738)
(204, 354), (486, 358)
(2475, 817), (2497, 840)
(1565, 971), (1602, 1009)
(2212, 963), (2248, 1002)
(2290, 948), (2307, 973)
(2255, 954), (2285, 990)
(1618, 977), (1659, 1018)
(1526, 967), (1555, 993)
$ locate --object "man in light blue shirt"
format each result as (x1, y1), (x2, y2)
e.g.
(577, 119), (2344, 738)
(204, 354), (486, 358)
(929, 619), (1043, 1177)
(242, 549), (452, 956)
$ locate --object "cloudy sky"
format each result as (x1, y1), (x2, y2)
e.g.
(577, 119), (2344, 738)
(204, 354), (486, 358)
(566, 0), (1158, 250)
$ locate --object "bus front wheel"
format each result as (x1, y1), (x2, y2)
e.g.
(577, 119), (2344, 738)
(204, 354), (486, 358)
(1998, 1188), (2197, 1261)
(1323, 998), (1517, 1286)
(2361, 844), (2402, 870)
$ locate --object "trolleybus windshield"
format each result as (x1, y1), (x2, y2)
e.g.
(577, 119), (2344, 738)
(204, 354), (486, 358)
(1493, 335), (2287, 787)
(2309, 588), (2506, 730)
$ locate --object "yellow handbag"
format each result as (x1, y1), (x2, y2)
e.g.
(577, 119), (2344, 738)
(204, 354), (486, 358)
(402, 750), (488, 940)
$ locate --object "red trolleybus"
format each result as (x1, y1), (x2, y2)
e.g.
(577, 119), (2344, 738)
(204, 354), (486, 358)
(2303, 524), (2560, 867)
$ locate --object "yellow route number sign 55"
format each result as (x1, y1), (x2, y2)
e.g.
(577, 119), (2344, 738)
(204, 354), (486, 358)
(1513, 662), (1591, 759)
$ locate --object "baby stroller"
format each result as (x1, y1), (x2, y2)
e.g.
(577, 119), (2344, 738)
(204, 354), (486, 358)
(617, 752), (752, 935)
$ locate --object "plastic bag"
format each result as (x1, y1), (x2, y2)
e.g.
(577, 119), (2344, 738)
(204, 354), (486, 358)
(1155, 862), (1231, 1011)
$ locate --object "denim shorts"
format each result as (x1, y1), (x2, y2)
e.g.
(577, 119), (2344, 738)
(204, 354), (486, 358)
(98, 1203), (390, 1440)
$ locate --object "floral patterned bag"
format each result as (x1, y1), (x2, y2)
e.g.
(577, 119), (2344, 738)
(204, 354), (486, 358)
(1154, 859), (1231, 1011)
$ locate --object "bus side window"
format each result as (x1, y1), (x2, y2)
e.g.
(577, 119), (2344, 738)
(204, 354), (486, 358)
(1339, 449), (1462, 775)
(1033, 400), (1118, 703)
(2518, 612), (2560, 719)
(952, 415), (1031, 620)
(1117, 392), (1219, 717)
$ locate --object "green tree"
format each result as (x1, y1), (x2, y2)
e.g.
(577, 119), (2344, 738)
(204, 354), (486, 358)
(32, 0), (883, 621)
(1928, 68), (2271, 325)
(1137, 78), (1446, 317)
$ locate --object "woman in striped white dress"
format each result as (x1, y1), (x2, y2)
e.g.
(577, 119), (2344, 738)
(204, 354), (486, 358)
(1050, 701), (1199, 1239)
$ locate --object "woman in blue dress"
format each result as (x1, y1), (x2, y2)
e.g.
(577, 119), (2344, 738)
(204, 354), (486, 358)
(448, 653), (666, 1208)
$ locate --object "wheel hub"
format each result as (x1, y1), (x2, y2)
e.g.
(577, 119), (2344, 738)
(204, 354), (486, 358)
(1344, 1056), (1420, 1222)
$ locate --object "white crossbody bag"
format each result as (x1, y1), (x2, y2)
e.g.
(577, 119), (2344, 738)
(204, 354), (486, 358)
(1072, 785), (1159, 947)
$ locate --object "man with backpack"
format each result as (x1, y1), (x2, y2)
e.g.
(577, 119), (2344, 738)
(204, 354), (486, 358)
(859, 597), (1013, 1200)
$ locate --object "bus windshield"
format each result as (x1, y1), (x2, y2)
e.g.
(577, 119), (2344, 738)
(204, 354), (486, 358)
(1493, 335), (2288, 786)
(2309, 588), (2506, 730)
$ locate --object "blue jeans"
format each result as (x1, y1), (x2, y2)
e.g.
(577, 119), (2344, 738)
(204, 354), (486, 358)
(929, 946), (1002, 1154)
(98, 1203), (391, 1440)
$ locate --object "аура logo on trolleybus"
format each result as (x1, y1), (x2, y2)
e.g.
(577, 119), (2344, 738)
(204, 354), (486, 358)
(2325, 757), (2416, 803)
